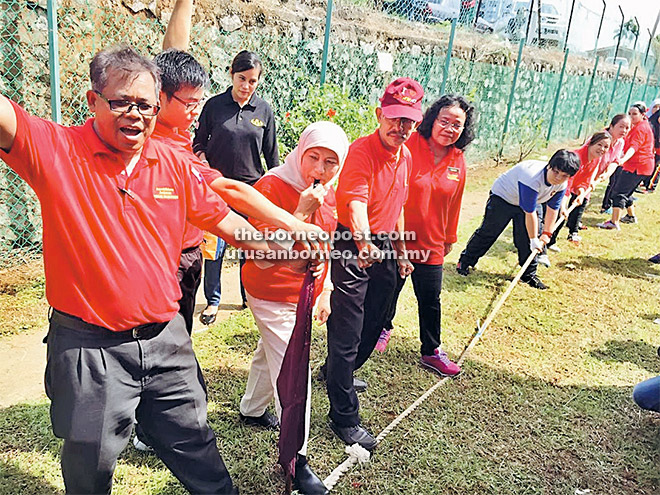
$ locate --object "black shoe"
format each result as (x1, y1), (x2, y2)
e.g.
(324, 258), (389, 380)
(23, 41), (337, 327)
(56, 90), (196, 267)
(199, 306), (218, 325)
(317, 369), (367, 393)
(522, 274), (548, 290)
(353, 377), (367, 393)
(293, 456), (329, 494)
(239, 411), (279, 430)
(456, 260), (470, 276)
(328, 421), (377, 451)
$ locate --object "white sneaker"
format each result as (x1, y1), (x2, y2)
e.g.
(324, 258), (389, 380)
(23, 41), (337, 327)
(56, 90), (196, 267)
(548, 245), (561, 253)
(133, 435), (153, 452)
(537, 254), (551, 267)
(567, 233), (582, 243)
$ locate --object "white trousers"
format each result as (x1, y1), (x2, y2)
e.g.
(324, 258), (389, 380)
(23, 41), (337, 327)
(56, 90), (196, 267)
(240, 293), (311, 455)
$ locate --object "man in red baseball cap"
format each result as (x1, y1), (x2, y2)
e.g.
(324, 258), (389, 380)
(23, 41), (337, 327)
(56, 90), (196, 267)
(321, 77), (424, 450)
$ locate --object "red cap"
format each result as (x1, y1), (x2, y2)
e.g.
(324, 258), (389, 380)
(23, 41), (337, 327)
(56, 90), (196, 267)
(380, 77), (424, 122)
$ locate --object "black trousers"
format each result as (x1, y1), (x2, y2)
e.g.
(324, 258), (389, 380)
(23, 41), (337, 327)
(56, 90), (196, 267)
(601, 167), (622, 211)
(325, 228), (398, 426)
(384, 263), (444, 356)
(611, 170), (644, 209)
(178, 245), (203, 335)
(45, 311), (236, 495)
(549, 193), (587, 245)
(458, 194), (538, 280)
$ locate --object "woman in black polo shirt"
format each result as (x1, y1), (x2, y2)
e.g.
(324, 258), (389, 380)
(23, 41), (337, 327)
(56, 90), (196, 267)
(193, 51), (279, 324)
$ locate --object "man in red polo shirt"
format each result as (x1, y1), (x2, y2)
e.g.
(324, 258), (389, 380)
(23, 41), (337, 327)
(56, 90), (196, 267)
(323, 78), (423, 450)
(0, 46), (285, 494)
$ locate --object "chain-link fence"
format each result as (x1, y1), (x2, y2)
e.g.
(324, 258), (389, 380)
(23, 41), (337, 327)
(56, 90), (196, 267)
(0, 0), (659, 268)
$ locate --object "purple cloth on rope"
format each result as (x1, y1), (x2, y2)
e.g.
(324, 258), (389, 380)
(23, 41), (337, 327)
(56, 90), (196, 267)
(277, 268), (315, 481)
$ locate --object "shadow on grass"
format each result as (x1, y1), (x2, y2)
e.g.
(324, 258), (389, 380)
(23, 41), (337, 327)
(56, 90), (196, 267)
(557, 256), (660, 280)
(590, 340), (660, 374)
(0, 460), (60, 495)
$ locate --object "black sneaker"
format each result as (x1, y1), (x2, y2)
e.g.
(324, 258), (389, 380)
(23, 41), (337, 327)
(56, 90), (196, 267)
(620, 214), (637, 224)
(522, 274), (548, 290)
(456, 260), (471, 276)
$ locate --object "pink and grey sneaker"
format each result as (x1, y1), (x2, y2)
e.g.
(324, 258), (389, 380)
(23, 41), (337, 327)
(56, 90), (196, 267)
(420, 348), (461, 377)
(375, 328), (392, 353)
(597, 220), (620, 230)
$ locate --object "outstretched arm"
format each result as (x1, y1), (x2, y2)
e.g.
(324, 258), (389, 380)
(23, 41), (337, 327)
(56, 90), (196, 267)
(162, 0), (194, 51)
(0, 94), (17, 152)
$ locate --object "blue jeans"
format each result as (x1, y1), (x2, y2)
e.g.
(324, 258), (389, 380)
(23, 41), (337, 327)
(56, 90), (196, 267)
(632, 376), (660, 412)
(203, 237), (227, 307)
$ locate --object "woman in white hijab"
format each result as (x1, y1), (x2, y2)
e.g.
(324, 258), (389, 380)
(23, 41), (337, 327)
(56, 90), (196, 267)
(239, 121), (349, 494)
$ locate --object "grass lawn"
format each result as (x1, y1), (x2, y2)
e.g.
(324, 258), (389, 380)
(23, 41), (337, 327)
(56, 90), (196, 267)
(1, 168), (659, 494)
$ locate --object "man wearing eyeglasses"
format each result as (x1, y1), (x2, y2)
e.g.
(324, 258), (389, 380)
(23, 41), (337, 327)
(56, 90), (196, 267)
(321, 77), (423, 451)
(0, 45), (296, 494)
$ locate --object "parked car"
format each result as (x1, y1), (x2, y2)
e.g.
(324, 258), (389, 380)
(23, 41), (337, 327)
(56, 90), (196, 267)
(427, 0), (460, 22)
(493, 0), (566, 46)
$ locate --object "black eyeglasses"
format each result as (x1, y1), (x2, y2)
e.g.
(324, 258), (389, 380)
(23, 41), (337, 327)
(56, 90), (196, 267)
(171, 93), (204, 110)
(94, 91), (160, 117)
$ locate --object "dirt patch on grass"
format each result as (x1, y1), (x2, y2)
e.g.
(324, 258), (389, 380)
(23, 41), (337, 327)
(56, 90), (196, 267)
(0, 258), (44, 295)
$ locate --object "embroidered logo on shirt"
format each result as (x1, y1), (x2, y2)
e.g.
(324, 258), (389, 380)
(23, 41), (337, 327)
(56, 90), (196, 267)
(154, 187), (179, 200)
(447, 166), (460, 182)
(251, 118), (265, 127)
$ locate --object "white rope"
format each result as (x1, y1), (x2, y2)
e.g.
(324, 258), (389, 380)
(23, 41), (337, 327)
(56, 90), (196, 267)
(323, 172), (614, 491)
(323, 444), (371, 489)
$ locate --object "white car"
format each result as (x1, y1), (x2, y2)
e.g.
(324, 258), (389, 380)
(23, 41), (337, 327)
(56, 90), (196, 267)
(493, 1), (566, 45)
(427, 0), (460, 22)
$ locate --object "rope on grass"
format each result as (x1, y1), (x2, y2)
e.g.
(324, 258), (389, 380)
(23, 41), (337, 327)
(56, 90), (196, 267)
(323, 174), (610, 491)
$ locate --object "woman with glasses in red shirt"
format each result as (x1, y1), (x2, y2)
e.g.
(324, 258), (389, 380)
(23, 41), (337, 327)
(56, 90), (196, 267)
(379, 95), (476, 377)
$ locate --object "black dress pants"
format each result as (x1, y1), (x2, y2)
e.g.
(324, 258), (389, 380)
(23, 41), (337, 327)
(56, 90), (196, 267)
(383, 263), (444, 356)
(45, 311), (236, 495)
(325, 227), (398, 427)
(458, 194), (538, 280)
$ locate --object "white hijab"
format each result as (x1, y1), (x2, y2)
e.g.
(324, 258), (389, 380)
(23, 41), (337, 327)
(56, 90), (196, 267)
(266, 121), (349, 193)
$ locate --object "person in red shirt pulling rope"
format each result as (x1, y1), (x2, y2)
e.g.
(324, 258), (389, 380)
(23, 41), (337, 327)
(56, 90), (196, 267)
(239, 121), (349, 495)
(321, 78), (423, 451)
(377, 94), (476, 378)
(0, 45), (291, 495)
(598, 102), (656, 229)
(547, 131), (611, 245)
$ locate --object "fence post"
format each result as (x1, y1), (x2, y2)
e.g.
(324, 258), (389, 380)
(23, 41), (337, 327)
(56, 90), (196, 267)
(642, 70), (652, 102)
(320, 0), (333, 87)
(624, 66), (638, 111)
(47, 0), (61, 123)
(546, 48), (569, 142)
(593, 0), (606, 53)
(609, 60), (622, 107)
(440, 19), (457, 95)
(499, 37), (525, 160)
(577, 56), (599, 139)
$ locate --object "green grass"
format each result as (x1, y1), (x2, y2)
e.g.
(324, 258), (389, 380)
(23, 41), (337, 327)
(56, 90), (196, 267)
(0, 273), (48, 337)
(1, 179), (660, 494)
